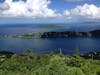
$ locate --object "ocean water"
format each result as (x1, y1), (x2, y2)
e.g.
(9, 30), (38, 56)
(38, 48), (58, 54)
(0, 24), (100, 54)
(0, 37), (100, 54)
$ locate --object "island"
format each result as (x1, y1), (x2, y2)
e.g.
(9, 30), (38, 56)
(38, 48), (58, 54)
(0, 30), (100, 38)
(4, 30), (100, 38)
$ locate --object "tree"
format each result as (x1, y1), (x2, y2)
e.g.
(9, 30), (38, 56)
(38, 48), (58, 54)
(25, 48), (32, 56)
(25, 48), (32, 60)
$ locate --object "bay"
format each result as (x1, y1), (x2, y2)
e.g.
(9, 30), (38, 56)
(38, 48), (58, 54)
(0, 37), (100, 54)
(0, 25), (100, 54)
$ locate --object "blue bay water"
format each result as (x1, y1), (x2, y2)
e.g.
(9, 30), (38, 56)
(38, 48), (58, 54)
(0, 37), (100, 54)
(0, 25), (100, 54)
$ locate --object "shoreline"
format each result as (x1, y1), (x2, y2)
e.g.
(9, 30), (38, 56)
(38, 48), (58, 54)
(0, 50), (100, 60)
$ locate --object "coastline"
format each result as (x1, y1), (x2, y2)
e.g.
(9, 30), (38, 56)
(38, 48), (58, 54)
(0, 50), (100, 60)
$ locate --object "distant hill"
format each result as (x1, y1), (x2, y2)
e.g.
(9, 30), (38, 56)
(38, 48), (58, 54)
(10, 30), (100, 38)
(40, 30), (100, 38)
(33, 25), (64, 29)
(89, 30), (100, 36)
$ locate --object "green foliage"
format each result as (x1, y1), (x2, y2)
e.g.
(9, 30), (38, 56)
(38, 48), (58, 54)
(0, 53), (100, 75)
(25, 48), (32, 55)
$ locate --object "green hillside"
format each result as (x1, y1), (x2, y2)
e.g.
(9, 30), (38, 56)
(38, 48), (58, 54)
(0, 50), (100, 75)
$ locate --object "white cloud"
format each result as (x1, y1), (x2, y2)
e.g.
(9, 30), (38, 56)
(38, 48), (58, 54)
(0, 1), (100, 19)
(64, 4), (100, 19)
(0, 3), (9, 10)
(0, 0), (60, 18)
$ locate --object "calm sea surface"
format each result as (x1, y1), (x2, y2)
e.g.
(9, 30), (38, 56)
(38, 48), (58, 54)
(0, 26), (100, 54)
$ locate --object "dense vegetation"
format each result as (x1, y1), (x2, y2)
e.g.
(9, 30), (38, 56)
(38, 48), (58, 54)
(0, 49), (100, 75)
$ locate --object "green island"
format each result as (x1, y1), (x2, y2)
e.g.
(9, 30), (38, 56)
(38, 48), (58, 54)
(0, 49), (100, 75)
(0, 30), (100, 39)
(34, 25), (64, 29)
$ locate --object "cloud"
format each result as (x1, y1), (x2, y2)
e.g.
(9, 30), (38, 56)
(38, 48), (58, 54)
(0, 3), (9, 10)
(0, 0), (60, 18)
(64, 4), (100, 19)
(0, 1), (100, 19)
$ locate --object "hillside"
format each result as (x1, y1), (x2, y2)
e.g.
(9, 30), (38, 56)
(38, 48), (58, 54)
(0, 52), (100, 75)
(10, 30), (100, 38)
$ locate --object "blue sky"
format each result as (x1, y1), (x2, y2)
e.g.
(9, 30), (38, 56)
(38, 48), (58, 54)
(0, 0), (100, 24)
(49, 0), (100, 13)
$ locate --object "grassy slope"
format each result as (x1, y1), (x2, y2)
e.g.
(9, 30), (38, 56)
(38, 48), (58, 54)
(0, 53), (100, 75)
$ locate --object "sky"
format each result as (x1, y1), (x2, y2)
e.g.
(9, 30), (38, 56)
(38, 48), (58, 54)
(0, 0), (100, 24)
